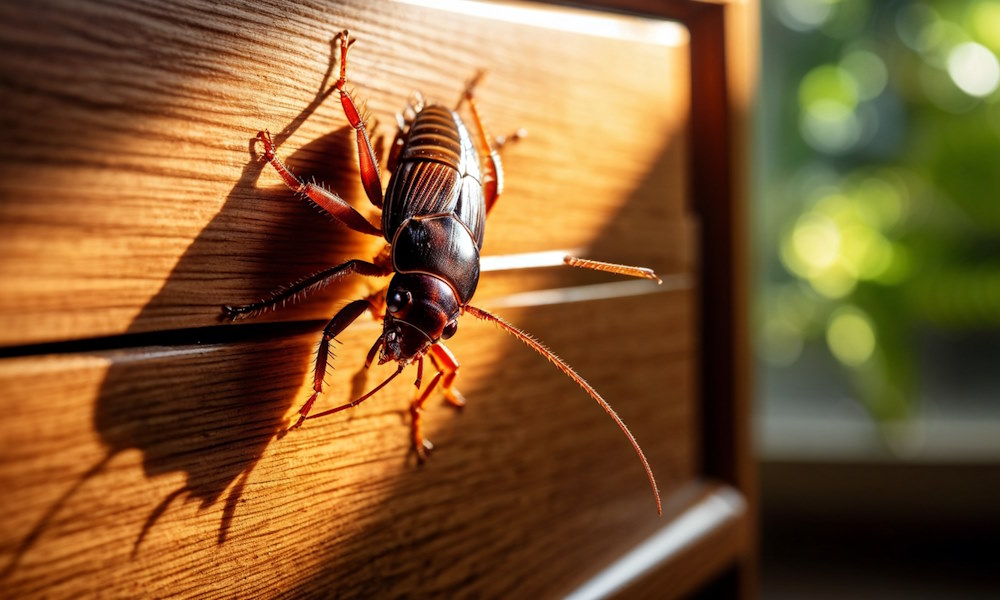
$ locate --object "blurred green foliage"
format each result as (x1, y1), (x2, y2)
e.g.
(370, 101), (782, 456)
(757, 0), (1000, 424)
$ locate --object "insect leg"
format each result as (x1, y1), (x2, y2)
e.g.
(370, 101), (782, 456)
(289, 298), (376, 430)
(386, 92), (423, 173)
(409, 370), (443, 463)
(457, 71), (504, 215)
(330, 29), (384, 209)
(428, 343), (466, 408)
(221, 259), (391, 321)
(255, 130), (381, 236)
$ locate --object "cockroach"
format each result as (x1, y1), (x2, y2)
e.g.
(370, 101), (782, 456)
(223, 31), (663, 514)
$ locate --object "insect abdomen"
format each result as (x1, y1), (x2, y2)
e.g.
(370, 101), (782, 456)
(383, 106), (485, 248)
(399, 105), (464, 168)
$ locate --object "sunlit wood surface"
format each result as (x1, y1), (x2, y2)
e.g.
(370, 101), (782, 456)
(0, 0), (689, 346)
(0, 0), (751, 597)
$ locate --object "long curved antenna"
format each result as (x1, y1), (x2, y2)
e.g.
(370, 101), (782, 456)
(465, 304), (662, 515)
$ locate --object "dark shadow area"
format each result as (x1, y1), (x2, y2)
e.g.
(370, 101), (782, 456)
(98, 118), (368, 552)
(4, 41), (381, 571)
(760, 461), (1000, 599)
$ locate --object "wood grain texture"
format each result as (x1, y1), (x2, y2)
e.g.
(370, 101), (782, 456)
(0, 292), (696, 597)
(0, 0), (758, 597)
(0, 0), (689, 346)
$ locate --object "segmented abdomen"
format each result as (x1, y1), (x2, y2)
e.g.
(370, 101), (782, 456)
(382, 105), (485, 248)
(399, 105), (465, 168)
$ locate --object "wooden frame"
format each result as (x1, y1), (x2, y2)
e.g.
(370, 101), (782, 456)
(553, 0), (757, 595)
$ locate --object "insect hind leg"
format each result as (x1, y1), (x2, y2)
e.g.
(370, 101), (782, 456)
(456, 71), (507, 215)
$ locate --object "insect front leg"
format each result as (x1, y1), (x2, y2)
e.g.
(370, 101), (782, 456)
(255, 130), (381, 236)
(409, 367), (443, 463)
(428, 343), (466, 408)
(290, 298), (375, 430)
(406, 343), (464, 462)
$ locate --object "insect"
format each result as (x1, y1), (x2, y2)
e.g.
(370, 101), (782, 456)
(223, 31), (663, 514)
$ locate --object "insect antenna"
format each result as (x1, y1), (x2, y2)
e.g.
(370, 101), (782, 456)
(563, 256), (662, 284)
(464, 305), (662, 515)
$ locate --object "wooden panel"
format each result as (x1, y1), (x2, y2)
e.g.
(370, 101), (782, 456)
(0, 0), (689, 346)
(0, 291), (697, 597)
(0, 0), (757, 597)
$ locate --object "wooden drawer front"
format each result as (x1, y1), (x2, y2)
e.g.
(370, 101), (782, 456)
(0, 291), (694, 597)
(0, 0), (689, 346)
(0, 0), (754, 597)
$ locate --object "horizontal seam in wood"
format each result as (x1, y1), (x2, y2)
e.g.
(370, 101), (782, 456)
(0, 320), (328, 359)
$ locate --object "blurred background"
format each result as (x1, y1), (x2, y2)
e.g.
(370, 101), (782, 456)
(755, 0), (1000, 597)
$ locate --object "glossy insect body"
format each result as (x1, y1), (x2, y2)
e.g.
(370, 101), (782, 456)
(224, 31), (664, 514)
(379, 104), (484, 364)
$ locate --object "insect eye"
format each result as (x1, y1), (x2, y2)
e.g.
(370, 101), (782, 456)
(441, 320), (458, 340)
(387, 289), (411, 314)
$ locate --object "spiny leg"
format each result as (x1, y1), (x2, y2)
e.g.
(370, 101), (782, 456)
(255, 130), (381, 236)
(221, 259), (391, 321)
(303, 363), (405, 423)
(330, 29), (383, 208)
(289, 298), (374, 430)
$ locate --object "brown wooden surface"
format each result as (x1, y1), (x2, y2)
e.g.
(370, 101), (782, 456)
(0, 293), (695, 597)
(0, 0), (754, 597)
(0, 0), (689, 347)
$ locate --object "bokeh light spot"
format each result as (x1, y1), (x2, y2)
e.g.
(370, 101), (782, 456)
(792, 212), (841, 271)
(948, 41), (1000, 97)
(840, 50), (888, 100)
(896, 3), (939, 52)
(826, 306), (876, 366)
(799, 64), (859, 109)
(800, 101), (862, 153)
(775, 0), (838, 32)
(970, 1), (1000, 51)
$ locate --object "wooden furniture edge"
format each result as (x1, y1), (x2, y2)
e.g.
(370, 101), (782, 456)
(565, 480), (749, 599)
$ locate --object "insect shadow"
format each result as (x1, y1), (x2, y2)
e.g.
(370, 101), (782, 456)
(2, 45), (377, 573)
(96, 131), (369, 554)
